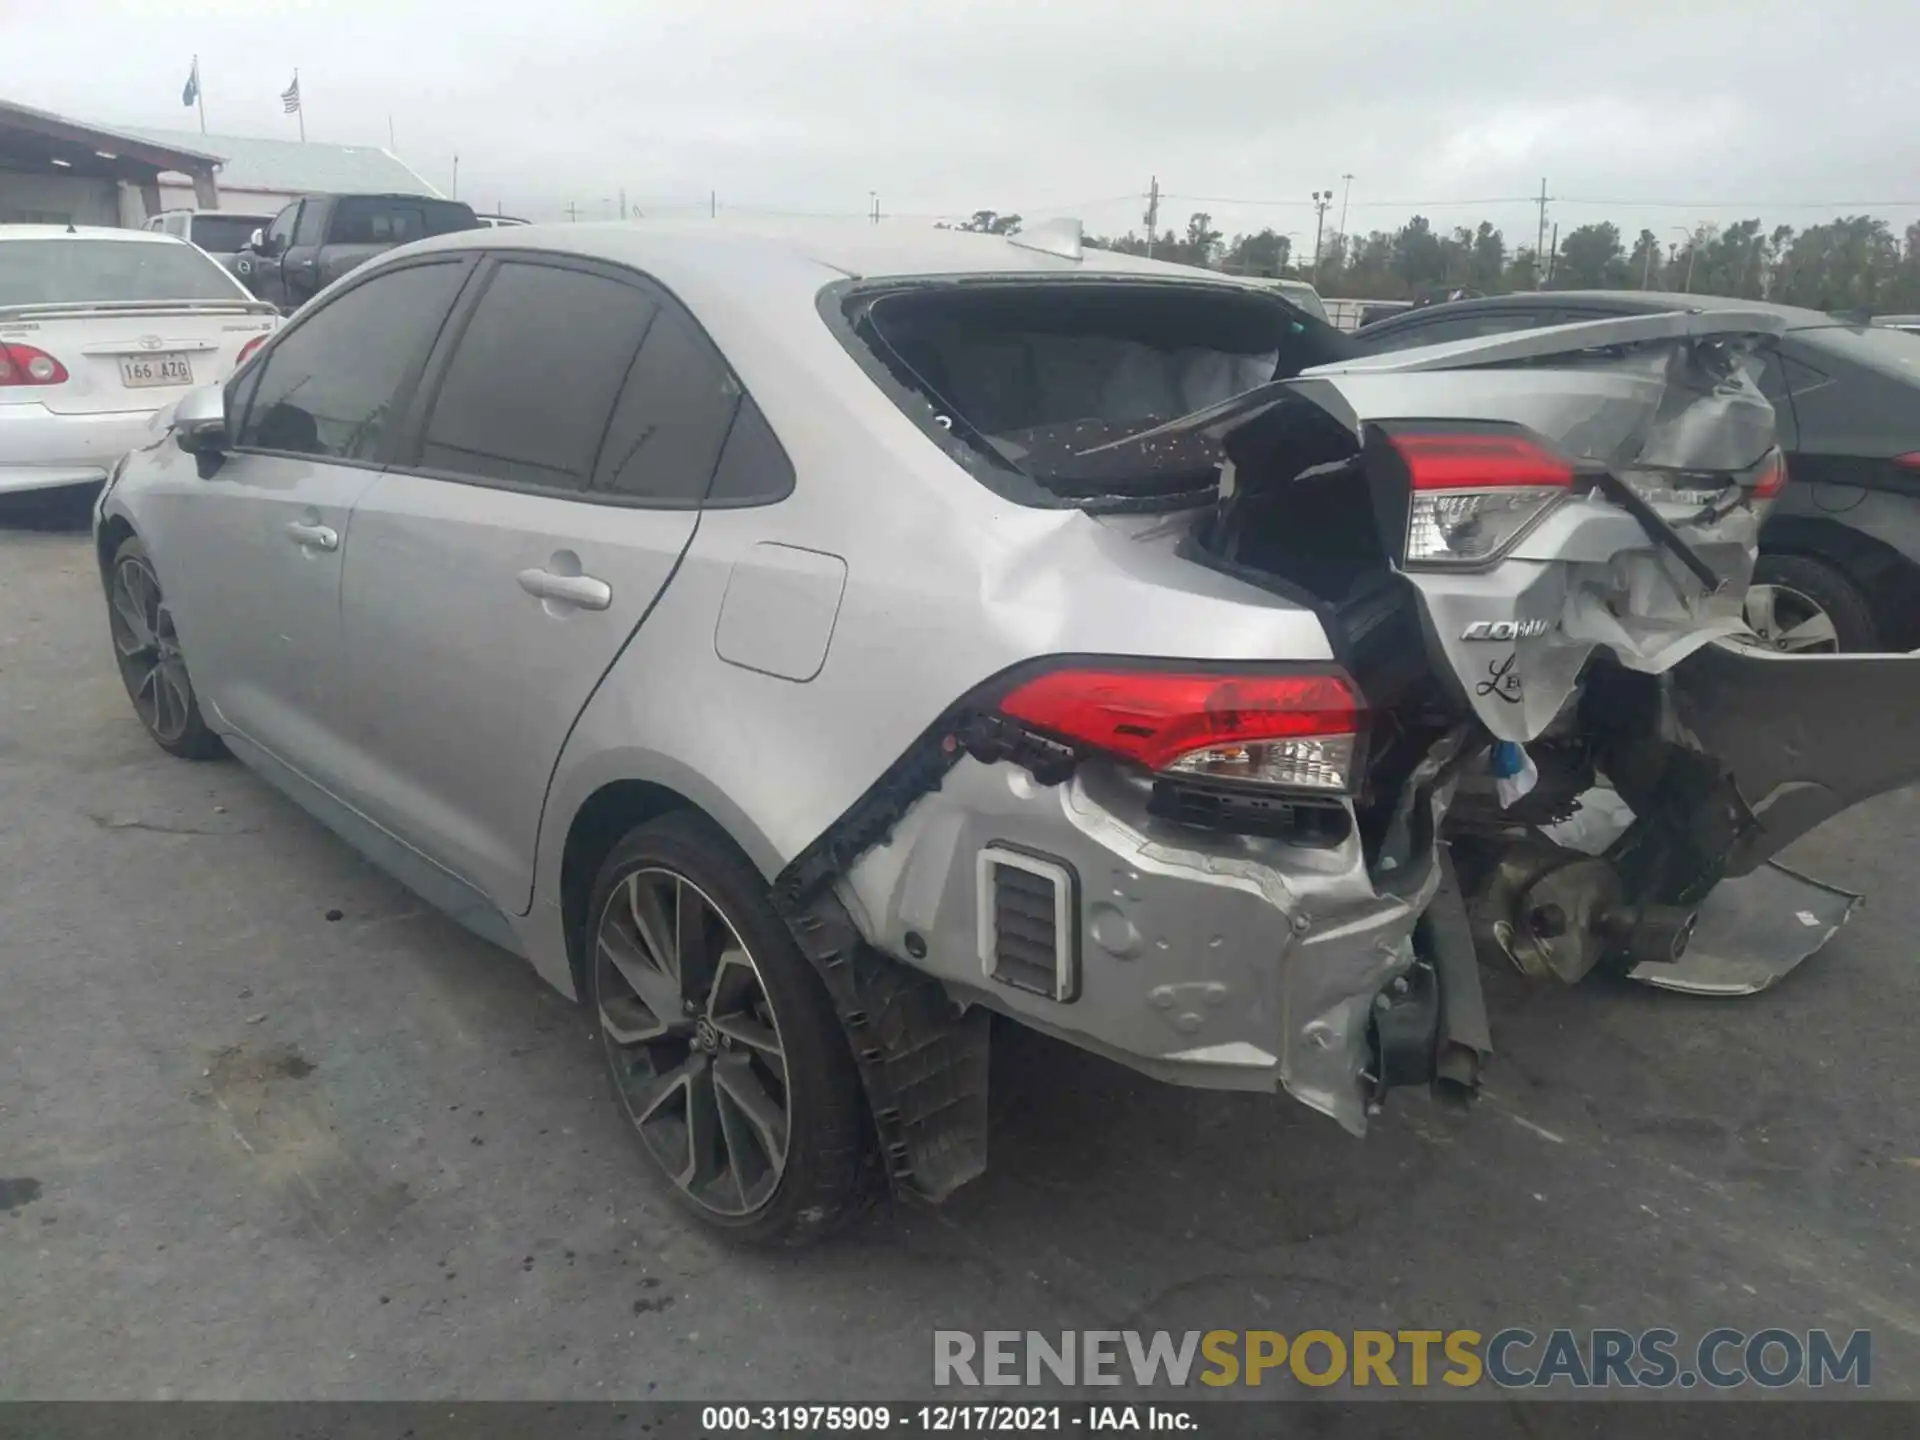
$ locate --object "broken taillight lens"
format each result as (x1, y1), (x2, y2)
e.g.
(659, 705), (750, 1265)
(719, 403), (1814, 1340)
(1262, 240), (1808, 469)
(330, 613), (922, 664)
(1750, 449), (1788, 499)
(1389, 427), (1573, 568)
(998, 666), (1365, 793)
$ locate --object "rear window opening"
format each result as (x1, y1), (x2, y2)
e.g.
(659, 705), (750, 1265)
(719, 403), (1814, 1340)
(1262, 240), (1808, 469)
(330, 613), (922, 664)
(840, 280), (1354, 505)
(189, 215), (270, 253)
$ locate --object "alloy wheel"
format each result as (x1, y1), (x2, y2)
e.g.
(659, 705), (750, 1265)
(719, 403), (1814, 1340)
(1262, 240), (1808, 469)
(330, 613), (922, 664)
(107, 555), (194, 743)
(1743, 583), (1840, 654)
(594, 866), (792, 1217)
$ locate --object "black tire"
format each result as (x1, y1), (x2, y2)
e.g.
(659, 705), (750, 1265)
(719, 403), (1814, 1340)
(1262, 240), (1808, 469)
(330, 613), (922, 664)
(105, 535), (225, 760)
(586, 810), (871, 1246)
(1750, 551), (1880, 653)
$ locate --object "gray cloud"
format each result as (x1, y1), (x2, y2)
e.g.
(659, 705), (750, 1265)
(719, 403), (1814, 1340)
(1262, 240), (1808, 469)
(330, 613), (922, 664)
(8, 0), (1917, 245)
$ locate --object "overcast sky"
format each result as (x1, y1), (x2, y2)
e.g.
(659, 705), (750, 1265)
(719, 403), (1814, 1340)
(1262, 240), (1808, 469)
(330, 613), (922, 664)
(9, 0), (1918, 251)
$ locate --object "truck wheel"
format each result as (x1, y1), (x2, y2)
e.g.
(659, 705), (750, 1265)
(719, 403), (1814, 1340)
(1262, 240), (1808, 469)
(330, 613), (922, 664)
(586, 810), (871, 1245)
(1748, 553), (1879, 653)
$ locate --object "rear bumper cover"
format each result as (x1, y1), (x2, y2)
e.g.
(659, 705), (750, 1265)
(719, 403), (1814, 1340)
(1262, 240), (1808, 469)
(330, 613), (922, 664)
(838, 756), (1440, 1135)
(0, 403), (162, 492)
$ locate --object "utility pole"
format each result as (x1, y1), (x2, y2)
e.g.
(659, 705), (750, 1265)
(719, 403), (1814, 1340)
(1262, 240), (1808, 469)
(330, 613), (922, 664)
(710, 190), (716, 219)
(1337, 173), (1353, 250)
(387, 114), (395, 151)
(450, 153), (458, 200)
(1310, 188), (1333, 272)
(565, 201), (578, 223)
(1534, 177), (1549, 288)
(1547, 222), (1558, 286)
(1143, 175), (1160, 258)
(869, 191), (880, 225)
(619, 188), (627, 220)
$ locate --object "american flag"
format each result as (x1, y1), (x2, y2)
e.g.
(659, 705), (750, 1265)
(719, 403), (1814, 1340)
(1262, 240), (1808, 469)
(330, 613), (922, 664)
(281, 75), (301, 113)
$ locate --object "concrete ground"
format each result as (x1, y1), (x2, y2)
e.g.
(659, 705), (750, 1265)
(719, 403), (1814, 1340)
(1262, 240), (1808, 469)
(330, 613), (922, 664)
(3, 504), (1918, 1403)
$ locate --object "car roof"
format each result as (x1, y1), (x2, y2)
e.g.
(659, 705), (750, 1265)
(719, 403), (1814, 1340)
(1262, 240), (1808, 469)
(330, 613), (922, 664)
(1375, 288), (1843, 330)
(398, 218), (1267, 290)
(0, 224), (191, 245)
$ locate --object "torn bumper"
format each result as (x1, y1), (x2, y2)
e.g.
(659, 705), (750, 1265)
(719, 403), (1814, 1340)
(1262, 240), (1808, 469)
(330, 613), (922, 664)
(836, 756), (1440, 1136)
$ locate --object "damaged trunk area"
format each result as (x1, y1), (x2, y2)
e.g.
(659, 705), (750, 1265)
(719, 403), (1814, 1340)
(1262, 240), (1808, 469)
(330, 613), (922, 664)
(818, 279), (1920, 1180)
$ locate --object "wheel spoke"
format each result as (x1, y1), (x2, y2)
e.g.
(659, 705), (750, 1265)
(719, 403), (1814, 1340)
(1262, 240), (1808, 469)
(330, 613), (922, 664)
(711, 1009), (783, 1061)
(677, 1062), (728, 1193)
(1779, 609), (1838, 651)
(599, 994), (672, 1046)
(628, 875), (680, 985)
(599, 925), (687, 1033)
(134, 661), (162, 721)
(1745, 584), (1779, 638)
(713, 1053), (788, 1166)
(155, 659), (192, 738)
(674, 880), (723, 1006)
(631, 1053), (702, 1126)
(111, 582), (153, 651)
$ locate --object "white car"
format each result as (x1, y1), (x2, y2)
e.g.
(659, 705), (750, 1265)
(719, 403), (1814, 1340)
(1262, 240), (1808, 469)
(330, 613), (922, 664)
(1, 225), (278, 497)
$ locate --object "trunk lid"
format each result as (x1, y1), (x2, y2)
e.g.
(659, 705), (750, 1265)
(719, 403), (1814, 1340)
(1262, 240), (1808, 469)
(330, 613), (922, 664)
(0, 299), (277, 415)
(1109, 310), (1793, 741)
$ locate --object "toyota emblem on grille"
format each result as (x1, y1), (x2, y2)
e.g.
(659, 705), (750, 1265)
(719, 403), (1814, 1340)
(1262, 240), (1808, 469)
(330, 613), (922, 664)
(137, 335), (164, 351)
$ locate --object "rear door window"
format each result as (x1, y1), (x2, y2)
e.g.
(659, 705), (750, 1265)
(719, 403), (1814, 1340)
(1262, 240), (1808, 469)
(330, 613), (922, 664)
(232, 260), (468, 461)
(592, 303), (745, 504)
(412, 259), (655, 491)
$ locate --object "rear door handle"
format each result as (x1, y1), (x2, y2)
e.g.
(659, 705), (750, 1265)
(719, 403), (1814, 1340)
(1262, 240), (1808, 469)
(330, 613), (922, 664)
(517, 567), (612, 611)
(285, 520), (339, 552)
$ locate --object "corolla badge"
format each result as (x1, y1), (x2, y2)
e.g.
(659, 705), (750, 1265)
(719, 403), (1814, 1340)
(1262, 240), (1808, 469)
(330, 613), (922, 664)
(1461, 618), (1551, 642)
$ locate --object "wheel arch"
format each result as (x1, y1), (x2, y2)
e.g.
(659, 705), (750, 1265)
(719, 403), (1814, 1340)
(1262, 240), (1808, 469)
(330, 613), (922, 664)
(95, 511), (137, 577)
(551, 760), (788, 999)
(1761, 513), (1920, 650)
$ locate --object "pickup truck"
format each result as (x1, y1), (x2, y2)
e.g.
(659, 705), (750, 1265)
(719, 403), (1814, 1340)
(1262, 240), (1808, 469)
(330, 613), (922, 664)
(228, 192), (482, 312)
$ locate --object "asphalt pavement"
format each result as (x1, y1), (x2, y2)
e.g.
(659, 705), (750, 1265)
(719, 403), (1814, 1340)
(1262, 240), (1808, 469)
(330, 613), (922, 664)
(3, 506), (1918, 1405)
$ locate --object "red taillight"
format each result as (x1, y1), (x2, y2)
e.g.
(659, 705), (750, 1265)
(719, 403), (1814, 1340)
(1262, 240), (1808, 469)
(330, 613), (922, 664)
(1751, 450), (1789, 499)
(1388, 431), (1575, 492)
(236, 334), (269, 367)
(998, 667), (1364, 792)
(1384, 426), (1574, 567)
(0, 342), (69, 387)
(1895, 452), (1920, 472)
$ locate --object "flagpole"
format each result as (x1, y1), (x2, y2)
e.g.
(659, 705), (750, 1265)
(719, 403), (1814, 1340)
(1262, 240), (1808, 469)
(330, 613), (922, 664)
(296, 68), (305, 142)
(195, 54), (206, 133)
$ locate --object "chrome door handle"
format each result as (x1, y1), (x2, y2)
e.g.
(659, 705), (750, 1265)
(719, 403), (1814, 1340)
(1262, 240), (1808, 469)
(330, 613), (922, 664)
(285, 520), (338, 552)
(517, 567), (612, 611)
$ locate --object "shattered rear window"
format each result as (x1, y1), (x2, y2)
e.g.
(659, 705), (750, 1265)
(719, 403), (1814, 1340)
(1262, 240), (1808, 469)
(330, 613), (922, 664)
(841, 280), (1354, 504)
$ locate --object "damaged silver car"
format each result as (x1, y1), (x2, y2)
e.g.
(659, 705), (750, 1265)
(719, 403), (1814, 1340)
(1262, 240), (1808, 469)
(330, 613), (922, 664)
(94, 219), (1920, 1244)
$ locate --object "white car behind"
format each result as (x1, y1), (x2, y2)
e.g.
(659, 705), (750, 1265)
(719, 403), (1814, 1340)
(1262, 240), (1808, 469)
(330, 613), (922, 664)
(0, 225), (278, 496)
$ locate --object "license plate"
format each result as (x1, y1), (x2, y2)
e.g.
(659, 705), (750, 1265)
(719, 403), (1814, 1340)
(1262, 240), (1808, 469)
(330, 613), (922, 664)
(119, 353), (193, 388)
